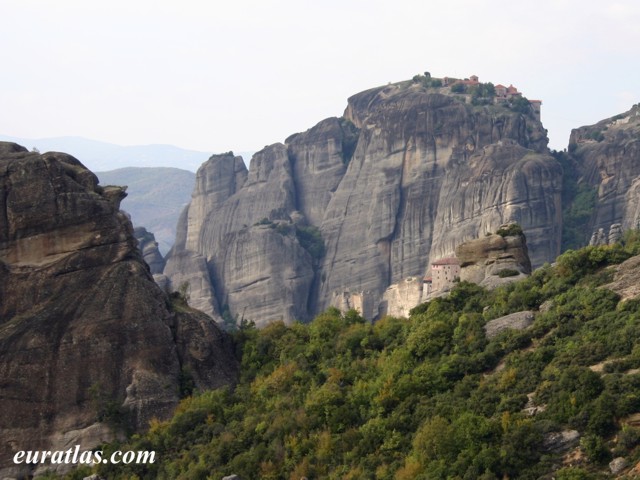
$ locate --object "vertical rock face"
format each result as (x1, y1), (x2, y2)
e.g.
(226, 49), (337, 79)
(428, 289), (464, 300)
(0, 143), (237, 476)
(380, 277), (425, 318)
(286, 117), (357, 226)
(570, 105), (640, 232)
(134, 226), (165, 274)
(166, 79), (562, 324)
(164, 146), (318, 326)
(315, 83), (559, 313)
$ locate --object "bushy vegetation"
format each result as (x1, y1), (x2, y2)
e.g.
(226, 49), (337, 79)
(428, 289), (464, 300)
(469, 82), (496, 106)
(412, 72), (443, 89)
(554, 150), (599, 251)
(64, 238), (640, 479)
(587, 130), (606, 142)
(497, 268), (520, 278)
(496, 223), (524, 237)
(451, 83), (466, 94)
(509, 96), (533, 115)
(338, 117), (360, 165)
(296, 225), (325, 261)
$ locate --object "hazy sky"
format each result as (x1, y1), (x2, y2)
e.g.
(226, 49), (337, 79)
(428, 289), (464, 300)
(1, 0), (638, 154)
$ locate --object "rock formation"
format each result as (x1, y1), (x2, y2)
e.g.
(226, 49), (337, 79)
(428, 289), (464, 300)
(570, 105), (640, 233)
(602, 254), (640, 302)
(380, 277), (425, 318)
(0, 143), (237, 477)
(484, 311), (535, 339)
(331, 289), (376, 320)
(165, 78), (563, 325)
(134, 226), (165, 274)
(455, 225), (532, 289)
(589, 223), (623, 246)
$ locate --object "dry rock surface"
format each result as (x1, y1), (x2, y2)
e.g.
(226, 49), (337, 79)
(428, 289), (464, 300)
(610, 457), (629, 475)
(603, 255), (640, 301)
(456, 229), (532, 289)
(165, 79), (562, 325)
(134, 226), (165, 274)
(570, 105), (640, 233)
(0, 143), (237, 477)
(484, 311), (535, 339)
(542, 430), (580, 453)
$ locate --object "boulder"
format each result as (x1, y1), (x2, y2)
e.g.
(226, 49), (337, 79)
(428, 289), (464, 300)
(542, 430), (580, 453)
(484, 311), (535, 338)
(456, 228), (532, 288)
(609, 457), (629, 475)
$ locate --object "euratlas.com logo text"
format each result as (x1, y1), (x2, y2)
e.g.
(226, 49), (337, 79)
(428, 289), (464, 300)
(13, 445), (156, 465)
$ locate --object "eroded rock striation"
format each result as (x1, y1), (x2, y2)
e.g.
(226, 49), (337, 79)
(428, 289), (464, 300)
(134, 226), (165, 274)
(456, 226), (532, 289)
(570, 105), (640, 233)
(0, 143), (237, 477)
(165, 78), (562, 325)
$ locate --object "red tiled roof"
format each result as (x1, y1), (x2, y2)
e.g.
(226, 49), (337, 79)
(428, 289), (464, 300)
(432, 257), (459, 266)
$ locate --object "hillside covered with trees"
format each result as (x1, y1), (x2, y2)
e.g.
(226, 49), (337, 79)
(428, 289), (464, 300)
(67, 233), (640, 479)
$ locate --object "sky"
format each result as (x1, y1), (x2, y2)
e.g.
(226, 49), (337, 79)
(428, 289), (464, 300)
(1, 0), (639, 155)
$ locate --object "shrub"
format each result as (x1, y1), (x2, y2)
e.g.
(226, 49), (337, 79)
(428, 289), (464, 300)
(497, 269), (520, 278)
(580, 434), (611, 464)
(588, 130), (605, 142)
(509, 96), (532, 115)
(275, 223), (291, 235)
(496, 224), (523, 237)
(296, 225), (325, 260)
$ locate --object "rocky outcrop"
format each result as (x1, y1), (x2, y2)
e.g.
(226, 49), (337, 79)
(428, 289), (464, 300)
(331, 289), (376, 320)
(165, 78), (562, 325)
(164, 147), (317, 326)
(570, 105), (640, 233)
(0, 143), (237, 476)
(317, 85), (559, 315)
(134, 226), (165, 274)
(602, 254), (640, 301)
(542, 430), (580, 453)
(589, 223), (623, 246)
(456, 227), (532, 289)
(609, 457), (629, 476)
(380, 277), (425, 318)
(484, 311), (535, 338)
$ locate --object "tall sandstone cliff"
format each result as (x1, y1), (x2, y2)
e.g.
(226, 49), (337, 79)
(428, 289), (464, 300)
(0, 143), (237, 477)
(165, 80), (563, 326)
(569, 105), (640, 233)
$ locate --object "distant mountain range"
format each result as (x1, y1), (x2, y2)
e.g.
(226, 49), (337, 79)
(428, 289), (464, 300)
(0, 134), (254, 172)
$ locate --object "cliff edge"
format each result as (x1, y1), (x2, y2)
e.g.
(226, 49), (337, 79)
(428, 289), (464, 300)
(0, 143), (237, 477)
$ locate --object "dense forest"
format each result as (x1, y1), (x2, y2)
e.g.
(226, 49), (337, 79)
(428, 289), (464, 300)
(59, 233), (640, 480)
